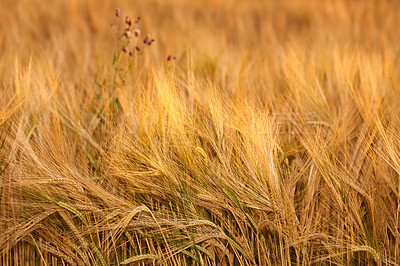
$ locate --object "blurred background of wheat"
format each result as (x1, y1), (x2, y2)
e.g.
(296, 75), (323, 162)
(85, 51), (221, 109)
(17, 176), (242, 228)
(1, 0), (400, 265)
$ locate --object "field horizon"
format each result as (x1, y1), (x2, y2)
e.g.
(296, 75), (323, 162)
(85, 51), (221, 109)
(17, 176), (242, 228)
(1, 0), (400, 265)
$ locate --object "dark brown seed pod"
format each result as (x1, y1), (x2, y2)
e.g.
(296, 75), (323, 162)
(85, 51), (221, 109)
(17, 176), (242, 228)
(125, 16), (132, 28)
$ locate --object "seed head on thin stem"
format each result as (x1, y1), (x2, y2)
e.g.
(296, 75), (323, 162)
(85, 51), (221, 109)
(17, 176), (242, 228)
(167, 55), (177, 61)
(148, 39), (155, 46)
(124, 29), (131, 39)
(143, 34), (150, 44)
(125, 16), (132, 27)
(134, 29), (140, 37)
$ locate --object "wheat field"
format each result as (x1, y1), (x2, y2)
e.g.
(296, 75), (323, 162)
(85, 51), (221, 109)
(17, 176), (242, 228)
(1, 0), (400, 265)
